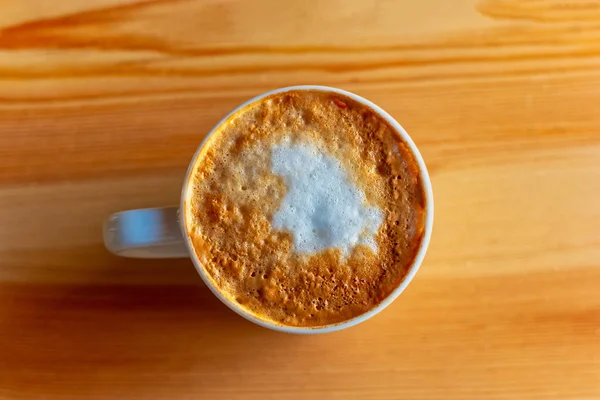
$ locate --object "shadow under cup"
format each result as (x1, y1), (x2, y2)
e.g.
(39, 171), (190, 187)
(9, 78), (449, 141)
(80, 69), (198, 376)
(104, 85), (434, 334)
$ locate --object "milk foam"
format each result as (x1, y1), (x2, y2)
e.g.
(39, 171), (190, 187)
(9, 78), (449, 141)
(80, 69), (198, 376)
(271, 140), (383, 257)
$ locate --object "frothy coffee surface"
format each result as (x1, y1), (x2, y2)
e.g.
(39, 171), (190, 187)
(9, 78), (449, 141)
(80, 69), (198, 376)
(184, 89), (426, 327)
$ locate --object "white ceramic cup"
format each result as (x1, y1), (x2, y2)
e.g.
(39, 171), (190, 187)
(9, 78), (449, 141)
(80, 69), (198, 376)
(104, 85), (434, 334)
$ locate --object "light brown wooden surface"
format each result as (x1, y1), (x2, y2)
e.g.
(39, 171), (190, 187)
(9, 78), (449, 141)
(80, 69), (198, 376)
(1, 0), (599, 399)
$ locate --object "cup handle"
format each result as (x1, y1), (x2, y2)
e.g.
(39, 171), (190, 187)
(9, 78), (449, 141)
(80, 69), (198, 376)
(103, 207), (189, 258)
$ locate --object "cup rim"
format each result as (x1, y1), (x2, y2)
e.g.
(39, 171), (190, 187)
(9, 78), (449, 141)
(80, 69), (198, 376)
(180, 85), (434, 334)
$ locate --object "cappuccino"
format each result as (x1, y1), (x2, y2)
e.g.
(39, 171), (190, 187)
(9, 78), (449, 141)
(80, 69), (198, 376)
(184, 89), (426, 327)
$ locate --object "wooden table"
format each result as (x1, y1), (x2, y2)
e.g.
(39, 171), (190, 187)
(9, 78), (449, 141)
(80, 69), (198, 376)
(1, 1), (599, 399)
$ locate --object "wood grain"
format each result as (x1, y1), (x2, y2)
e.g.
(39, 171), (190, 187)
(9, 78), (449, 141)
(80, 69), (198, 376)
(1, 0), (599, 399)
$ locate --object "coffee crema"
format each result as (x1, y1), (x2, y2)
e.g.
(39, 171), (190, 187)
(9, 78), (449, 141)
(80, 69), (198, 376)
(184, 89), (426, 327)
